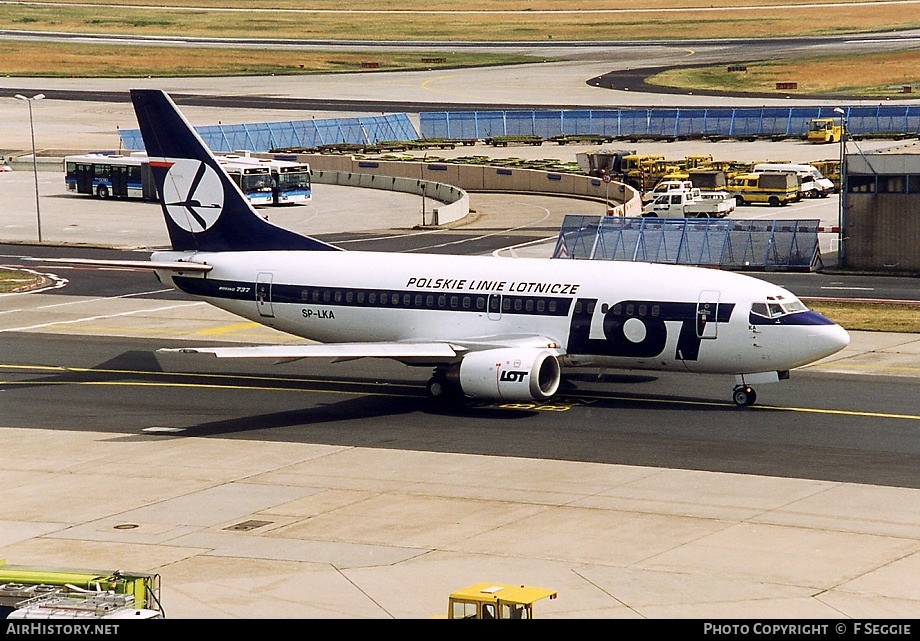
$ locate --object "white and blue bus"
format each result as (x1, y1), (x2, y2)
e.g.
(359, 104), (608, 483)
(220, 154), (312, 206)
(216, 157), (274, 207)
(63, 152), (303, 207)
(63, 152), (157, 200)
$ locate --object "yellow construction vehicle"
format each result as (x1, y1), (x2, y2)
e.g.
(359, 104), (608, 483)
(440, 582), (557, 619)
(620, 154), (678, 192)
(0, 560), (163, 619)
(807, 118), (843, 143)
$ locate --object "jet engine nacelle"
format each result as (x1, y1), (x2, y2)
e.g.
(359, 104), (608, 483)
(459, 348), (562, 401)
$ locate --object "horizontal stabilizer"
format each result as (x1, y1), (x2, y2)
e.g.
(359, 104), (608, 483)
(34, 257), (213, 272)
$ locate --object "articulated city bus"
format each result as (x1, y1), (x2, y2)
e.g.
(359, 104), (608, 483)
(64, 152), (309, 207)
(63, 152), (157, 200)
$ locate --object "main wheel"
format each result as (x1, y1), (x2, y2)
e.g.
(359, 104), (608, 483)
(426, 376), (464, 406)
(426, 377), (447, 399)
(732, 385), (757, 407)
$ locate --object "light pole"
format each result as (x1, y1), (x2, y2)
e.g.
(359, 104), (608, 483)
(833, 107), (847, 265)
(15, 93), (45, 243)
(602, 171), (611, 215)
(420, 153), (427, 226)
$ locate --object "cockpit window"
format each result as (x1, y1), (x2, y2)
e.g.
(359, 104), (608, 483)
(751, 297), (809, 318)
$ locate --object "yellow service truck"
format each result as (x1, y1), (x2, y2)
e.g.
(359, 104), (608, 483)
(807, 118), (843, 143)
(441, 583), (557, 619)
(728, 171), (799, 207)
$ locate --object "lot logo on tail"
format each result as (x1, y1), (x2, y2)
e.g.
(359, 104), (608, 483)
(162, 159), (224, 232)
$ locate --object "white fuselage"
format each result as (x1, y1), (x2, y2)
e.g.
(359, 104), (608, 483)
(153, 249), (850, 377)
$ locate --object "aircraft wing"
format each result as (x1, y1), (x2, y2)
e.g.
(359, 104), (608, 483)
(159, 342), (467, 363)
(159, 335), (564, 364)
(32, 257), (213, 272)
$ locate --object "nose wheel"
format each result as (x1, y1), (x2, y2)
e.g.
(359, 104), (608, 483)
(732, 385), (757, 407)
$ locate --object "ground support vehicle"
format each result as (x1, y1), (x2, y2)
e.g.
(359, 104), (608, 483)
(728, 171), (800, 207)
(752, 163), (835, 199)
(658, 168), (730, 194)
(0, 561), (163, 619)
(575, 148), (636, 177)
(642, 188), (734, 218)
(811, 159), (842, 192)
(620, 154), (679, 192)
(807, 118), (843, 143)
(642, 179), (696, 203)
(549, 134), (612, 145)
(484, 135), (544, 147)
(441, 583), (557, 619)
(697, 190), (737, 216)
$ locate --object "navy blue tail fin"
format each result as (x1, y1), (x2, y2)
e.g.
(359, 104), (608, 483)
(130, 89), (339, 252)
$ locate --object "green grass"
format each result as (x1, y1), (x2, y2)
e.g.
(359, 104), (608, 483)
(0, 268), (45, 294)
(807, 301), (920, 333)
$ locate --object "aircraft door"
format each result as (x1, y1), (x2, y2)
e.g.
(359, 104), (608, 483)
(256, 272), (274, 318)
(487, 294), (502, 321)
(697, 290), (720, 339)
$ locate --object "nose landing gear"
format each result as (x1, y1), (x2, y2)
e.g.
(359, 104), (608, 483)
(732, 385), (757, 407)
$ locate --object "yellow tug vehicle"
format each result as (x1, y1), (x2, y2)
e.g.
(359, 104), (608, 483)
(440, 582), (558, 619)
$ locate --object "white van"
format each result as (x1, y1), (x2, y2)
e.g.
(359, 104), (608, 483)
(752, 163), (834, 198)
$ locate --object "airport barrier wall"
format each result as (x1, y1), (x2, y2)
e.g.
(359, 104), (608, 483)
(121, 105), (920, 154)
(285, 153), (642, 219)
(553, 215), (822, 271)
(119, 113), (419, 153)
(420, 105), (920, 140)
(309, 168), (469, 226)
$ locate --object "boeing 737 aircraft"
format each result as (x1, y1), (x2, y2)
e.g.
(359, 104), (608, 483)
(58, 89), (851, 407)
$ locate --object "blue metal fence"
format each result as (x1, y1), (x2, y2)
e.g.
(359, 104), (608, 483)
(120, 113), (419, 153)
(421, 105), (920, 140)
(553, 216), (821, 271)
(119, 104), (920, 152)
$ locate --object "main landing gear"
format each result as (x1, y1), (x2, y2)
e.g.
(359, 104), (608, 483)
(732, 385), (757, 408)
(426, 368), (464, 406)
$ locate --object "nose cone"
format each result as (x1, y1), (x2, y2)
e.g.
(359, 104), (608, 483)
(811, 322), (850, 360)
